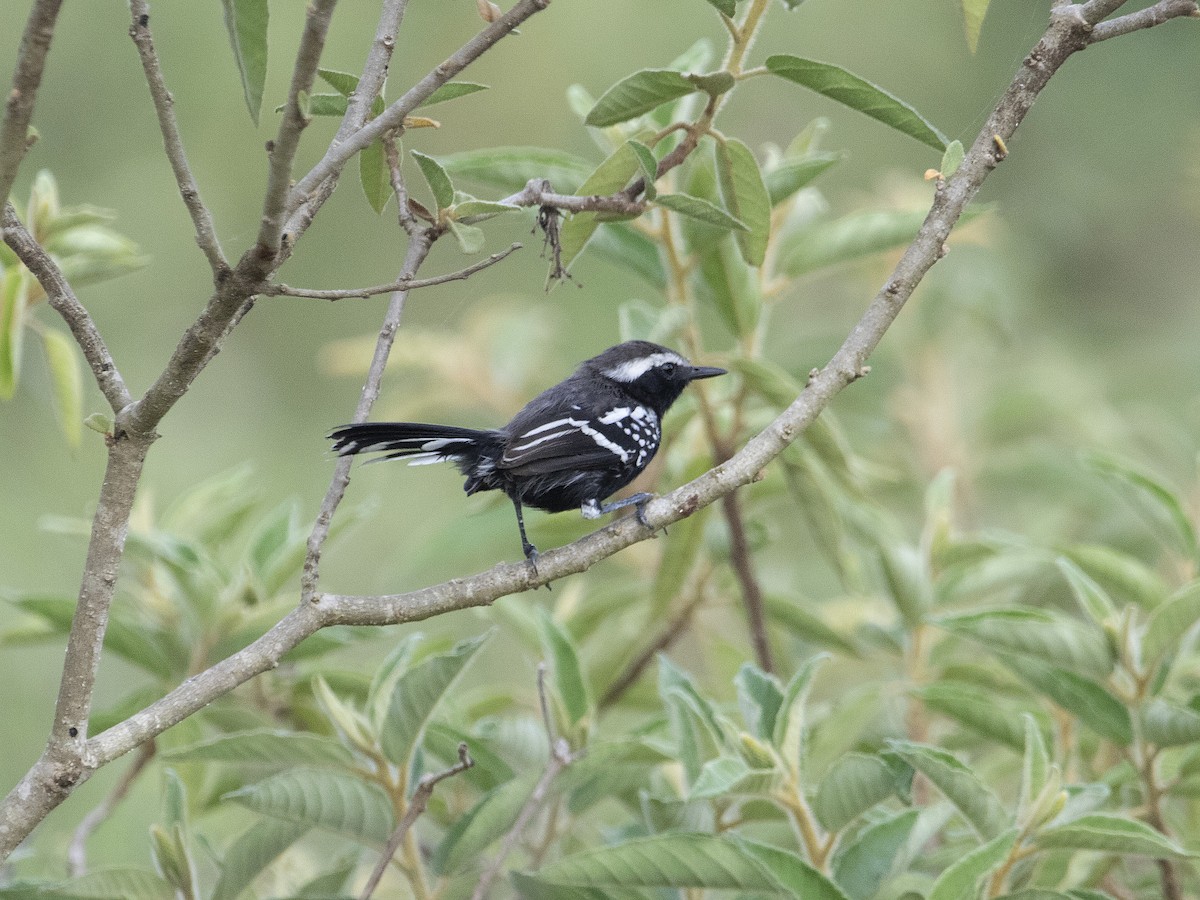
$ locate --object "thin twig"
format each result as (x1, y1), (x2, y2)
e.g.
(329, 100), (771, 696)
(66, 741), (155, 877)
(500, 180), (647, 217)
(0, 0), (64, 207)
(359, 743), (473, 900)
(1090, 0), (1198, 40)
(722, 491), (774, 673)
(600, 585), (709, 710)
(264, 243), (521, 299)
(469, 665), (577, 900)
(255, 0), (339, 263)
(1, 203), (131, 413)
(338, 0), (410, 142)
(127, 2), (227, 276)
(286, 0), (551, 221)
(300, 231), (435, 600)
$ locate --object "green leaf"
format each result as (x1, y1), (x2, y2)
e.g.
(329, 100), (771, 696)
(813, 752), (900, 831)
(702, 0), (736, 16)
(212, 818), (310, 900)
(1056, 557), (1117, 624)
(766, 595), (861, 658)
(656, 193), (747, 231)
(434, 774), (539, 875)
(359, 139), (391, 214)
(557, 142), (641, 273)
(317, 68), (358, 97)
(585, 70), (698, 128)
(592, 225), (667, 288)
(411, 150), (455, 211)
(224, 768), (394, 844)
(928, 828), (1019, 900)
(1061, 543), (1168, 609)
(695, 233), (759, 336)
(448, 219), (486, 254)
(688, 756), (776, 800)
(438, 146), (594, 194)
(0, 267), (27, 400)
(940, 139), (965, 177)
(452, 198), (520, 223)
(878, 543), (931, 627)
(735, 839), (850, 899)
(773, 655), (827, 777)
(778, 205), (986, 277)
(532, 833), (785, 890)
(149, 822), (197, 900)
(1005, 657), (1132, 745)
(715, 138), (771, 266)
(1018, 715), (1051, 820)
(538, 610), (591, 727)
(292, 852), (358, 898)
(735, 663), (784, 740)
(419, 81), (488, 108)
(1142, 698), (1200, 747)
(1087, 452), (1200, 563)
(628, 140), (659, 200)
(962, 0), (992, 53)
(937, 607), (1114, 679)
(304, 93), (349, 116)
(888, 741), (1009, 840)
(765, 55), (947, 151)
(832, 810), (919, 900)
(220, 0), (269, 124)
(763, 152), (842, 206)
(40, 869), (173, 899)
(1144, 580), (1200, 664)
(162, 729), (354, 768)
(1036, 814), (1197, 858)
(660, 659), (726, 782)
(37, 328), (81, 446)
(381, 633), (488, 768)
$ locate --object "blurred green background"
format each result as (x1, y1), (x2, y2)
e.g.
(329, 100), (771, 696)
(0, 0), (1196, 865)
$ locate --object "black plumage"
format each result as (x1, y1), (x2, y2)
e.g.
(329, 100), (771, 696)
(329, 340), (726, 561)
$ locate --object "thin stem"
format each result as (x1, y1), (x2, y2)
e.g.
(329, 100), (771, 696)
(264, 243), (520, 299)
(499, 180), (646, 216)
(359, 744), (473, 900)
(301, 231), (435, 599)
(127, 2), (228, 276)
(66, 741), (155, 877)
(255, 0), (339, 262)
(0, 0), (63, 206)
(1090, 0), (1198, 40)
(722, 491), (774, 673)
(1, 203), (131, 413)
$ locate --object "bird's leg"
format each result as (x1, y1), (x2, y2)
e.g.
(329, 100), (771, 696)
(511, 496), (540, 564)
(582, 493), (656, 528)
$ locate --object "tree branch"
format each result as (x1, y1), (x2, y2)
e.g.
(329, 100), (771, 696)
(500, 179), (647, 216)
(1089, 0), (1198, 41)
(359, 743), (473, 900)
(721, 491), (774, 673)
(255, 0), (339, 263)
(1, 203), (131, 413)
(286, 0), (551, 221)
(263, 243), (521, 300)
(65, 741), (155, 877)
(0, 0), (63, 206)
(127, 2), (228, 276)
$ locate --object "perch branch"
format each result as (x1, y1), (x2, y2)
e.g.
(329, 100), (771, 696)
(1090, 0), (1198, 40)
(500, 179), (648, 217)
(1, 203), (131, 413)
(127, 2), (227, 276)
(0, 0), (63, 206)
(263, 243), (520, 299)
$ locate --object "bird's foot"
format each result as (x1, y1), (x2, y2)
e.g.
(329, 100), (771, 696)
(523, 542), (553, 591)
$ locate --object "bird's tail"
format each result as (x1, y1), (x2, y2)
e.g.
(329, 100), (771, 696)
(328, 422), (496, 471)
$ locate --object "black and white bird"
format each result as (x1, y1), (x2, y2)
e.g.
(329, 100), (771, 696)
(329, 340), (726, 562)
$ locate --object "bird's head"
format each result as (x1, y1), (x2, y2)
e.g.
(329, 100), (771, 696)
(584, 340), (726, 413)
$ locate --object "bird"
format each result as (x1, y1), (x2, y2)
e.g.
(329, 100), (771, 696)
(329, 340), (726, 563)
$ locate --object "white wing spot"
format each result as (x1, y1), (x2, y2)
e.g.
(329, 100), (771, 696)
(599, 407), (631, 424)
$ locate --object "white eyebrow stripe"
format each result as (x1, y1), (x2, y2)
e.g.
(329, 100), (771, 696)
(602, 352), (687, 383)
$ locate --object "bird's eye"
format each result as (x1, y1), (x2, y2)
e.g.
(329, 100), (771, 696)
(659, 362), (677, 376)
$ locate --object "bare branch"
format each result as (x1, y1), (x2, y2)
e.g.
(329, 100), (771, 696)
(1089, 0), (1198, 40)
(501, 178), (647, 216)
(722, 491), (774, 673)
(301, 231), (436, 599)
(264, 243), (521, 300)
(359, 743), (473, 900)
(286, 0), (551, 221)
(1, 203), (131, 413)
(338, 0), (411, 142)
(127, 2), (227, 276)
(0, 0), (63, 205)
(255, 0), (339, 263)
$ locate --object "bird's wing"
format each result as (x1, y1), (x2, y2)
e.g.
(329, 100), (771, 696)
(500, 390), (636, 475)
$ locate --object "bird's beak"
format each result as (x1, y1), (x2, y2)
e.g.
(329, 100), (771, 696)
(686, 365), (727, 381)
